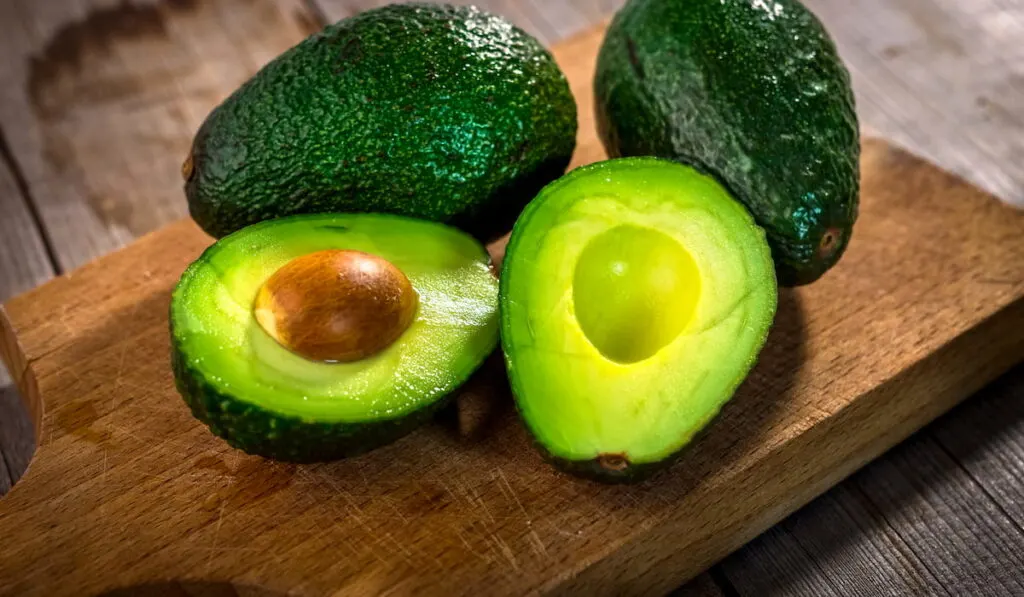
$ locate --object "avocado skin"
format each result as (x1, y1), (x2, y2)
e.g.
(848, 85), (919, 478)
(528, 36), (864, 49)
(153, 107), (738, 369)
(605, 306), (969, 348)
(170, 323), (456, 463)
(543, 453), (670, 484)
(595, 0), (859, 285)
(187, 3), (576, 241)
(530, 409), (722, 484)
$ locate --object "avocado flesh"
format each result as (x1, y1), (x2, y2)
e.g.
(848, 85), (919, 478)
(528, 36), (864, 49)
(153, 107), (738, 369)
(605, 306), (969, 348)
(500, 158), (777, 482)
(595, 0), (859, 285)
(170, 214), (499, 461)
(187, 3), (576, 241)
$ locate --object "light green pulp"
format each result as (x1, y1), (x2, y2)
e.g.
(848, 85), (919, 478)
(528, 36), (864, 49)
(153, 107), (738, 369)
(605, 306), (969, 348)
(501, 158), (777, 464)
(172, 214), (499, 422)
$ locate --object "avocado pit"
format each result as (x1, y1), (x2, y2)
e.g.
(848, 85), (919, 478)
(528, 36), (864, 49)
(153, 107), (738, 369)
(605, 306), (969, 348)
(254, 249), (418, 362)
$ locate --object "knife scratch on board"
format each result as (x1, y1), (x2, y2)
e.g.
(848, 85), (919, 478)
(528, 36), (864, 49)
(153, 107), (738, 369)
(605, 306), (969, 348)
(493, 468), (530, 520)
(456, 529), (494, 567)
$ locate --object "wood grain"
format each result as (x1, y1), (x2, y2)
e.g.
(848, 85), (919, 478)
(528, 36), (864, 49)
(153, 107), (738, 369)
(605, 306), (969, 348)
(1, 23), (1024, 596)
(309, 0), (616, 45)
(932, 365), (1024, 532)
(723, 396), (1024, 597)
(803, 0), (1024, 208)
(0, 134), (53, 494)
(0, 0), (317, 271)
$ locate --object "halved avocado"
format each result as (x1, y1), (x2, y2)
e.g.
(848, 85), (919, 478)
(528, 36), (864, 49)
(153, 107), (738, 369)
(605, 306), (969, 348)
(170, 213), (499, 462)
(500, 158), (777, 482)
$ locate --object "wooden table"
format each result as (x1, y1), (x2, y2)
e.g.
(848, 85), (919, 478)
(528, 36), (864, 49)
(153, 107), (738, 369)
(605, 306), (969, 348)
(0, 1), (1022, 594)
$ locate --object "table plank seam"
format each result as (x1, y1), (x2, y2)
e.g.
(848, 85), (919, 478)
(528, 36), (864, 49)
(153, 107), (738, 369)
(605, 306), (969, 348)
(0, 125), (62, 276)
(846, 481), (954, 596)
(301, 0), (331, 29)
(930, 433), (1024, 539)
(782, 518), (873, 597)
(708, 564), (742, 597)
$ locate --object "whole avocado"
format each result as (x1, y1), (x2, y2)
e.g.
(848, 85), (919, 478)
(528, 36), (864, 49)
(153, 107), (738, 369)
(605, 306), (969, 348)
(185, 3), (577, 240)
(595, 0), (859, 285)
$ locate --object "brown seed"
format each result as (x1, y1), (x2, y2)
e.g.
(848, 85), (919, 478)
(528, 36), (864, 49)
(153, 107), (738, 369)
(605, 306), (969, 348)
(254, 250), (418, 362)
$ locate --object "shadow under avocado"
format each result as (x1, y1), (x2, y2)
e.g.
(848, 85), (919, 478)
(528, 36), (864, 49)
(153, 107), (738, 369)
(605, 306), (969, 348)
(435, 350), (515, 443)
(434, 287), (808, 489)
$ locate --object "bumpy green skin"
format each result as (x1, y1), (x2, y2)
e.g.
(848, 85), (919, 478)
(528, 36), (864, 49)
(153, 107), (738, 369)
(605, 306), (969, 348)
(170, 321), (462, 463)
(595, 0), (859, 285)
(187, 3), (576, 241)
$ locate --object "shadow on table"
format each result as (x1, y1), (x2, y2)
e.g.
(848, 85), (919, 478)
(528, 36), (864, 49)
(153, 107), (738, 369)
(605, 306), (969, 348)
(0, 370), (35, 495)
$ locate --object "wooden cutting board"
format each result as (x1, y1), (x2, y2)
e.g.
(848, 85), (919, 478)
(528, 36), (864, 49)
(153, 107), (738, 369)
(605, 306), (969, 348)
(2, 23), (1024, 597)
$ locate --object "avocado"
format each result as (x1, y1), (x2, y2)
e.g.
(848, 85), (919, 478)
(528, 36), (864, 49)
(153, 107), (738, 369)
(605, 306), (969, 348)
(185, 3), (577, 241)
(170, 213), (499, 462)
(594, 0), (859, 286)
(500, 158), (777, 482)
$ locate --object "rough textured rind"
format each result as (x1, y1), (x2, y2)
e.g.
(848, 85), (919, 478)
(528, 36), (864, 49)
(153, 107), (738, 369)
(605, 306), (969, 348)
(170, 319), (462, 462)
(187, 3), (576, 241)
(595, 0), (859, 285)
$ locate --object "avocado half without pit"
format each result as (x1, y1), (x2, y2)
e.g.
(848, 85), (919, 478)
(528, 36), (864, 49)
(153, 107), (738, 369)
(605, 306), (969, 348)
(500, 158), (778, 482)
(170, 214), (499, 462)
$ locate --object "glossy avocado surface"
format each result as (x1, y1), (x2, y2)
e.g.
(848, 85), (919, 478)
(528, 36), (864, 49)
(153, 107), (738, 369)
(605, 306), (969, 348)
(170, 213), (499, 462)
(595, 0), (859, 285)
(187, 3), (576, 241)
(500, 158), (777, 482)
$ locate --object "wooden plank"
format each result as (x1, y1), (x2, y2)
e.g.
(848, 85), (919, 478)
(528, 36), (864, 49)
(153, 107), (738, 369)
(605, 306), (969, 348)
(0, 134), (54, 299)
(850, 438), (1024, 595)
(932, 366), (1024, 530)
(0, 399), (10, 494)
(803, 0), (1024, 208)
(670, 572), (728, 597)
(0, 0), (318, 271)
(721, 524), (844, 597)
(0, 377), (36, 495)
(722, 426), (1024, 597)
(1, 21), (1024, 593)
(0, 128), (54, 493)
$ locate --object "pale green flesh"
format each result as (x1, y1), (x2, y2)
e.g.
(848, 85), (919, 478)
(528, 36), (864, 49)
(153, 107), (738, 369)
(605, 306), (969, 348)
(502, 158), (777, 464)
(172, 214), (499, 422)
(573, 224), (700, 364)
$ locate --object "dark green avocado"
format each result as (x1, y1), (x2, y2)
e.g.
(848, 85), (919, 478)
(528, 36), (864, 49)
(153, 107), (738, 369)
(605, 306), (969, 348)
(595, 0), (859, 285)
(500, 158), (777, 482)
(185, 3), (576, 241)
(170, 214), (499, 462)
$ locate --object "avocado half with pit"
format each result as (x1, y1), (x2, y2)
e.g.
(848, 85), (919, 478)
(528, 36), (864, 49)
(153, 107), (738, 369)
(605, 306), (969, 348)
(500, 158), (777, 482)
(170, 214), (499, 462)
